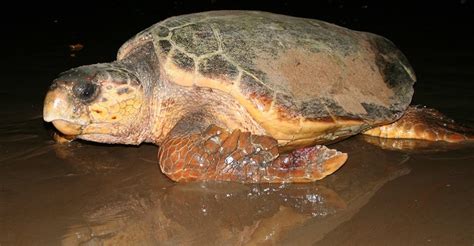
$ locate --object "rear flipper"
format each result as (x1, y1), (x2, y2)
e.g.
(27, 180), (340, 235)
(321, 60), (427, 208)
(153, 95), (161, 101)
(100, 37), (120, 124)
(363, 106), (474, 142)
(158, 123), (347, 183)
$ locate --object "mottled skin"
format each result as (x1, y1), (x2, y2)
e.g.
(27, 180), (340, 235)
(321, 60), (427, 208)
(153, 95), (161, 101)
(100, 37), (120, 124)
(43, 11), (473, 183)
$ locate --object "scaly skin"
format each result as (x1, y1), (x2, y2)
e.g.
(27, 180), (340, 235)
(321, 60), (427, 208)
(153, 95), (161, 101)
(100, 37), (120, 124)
(363, 106), (474, 142)
(158, 125), (347, 183)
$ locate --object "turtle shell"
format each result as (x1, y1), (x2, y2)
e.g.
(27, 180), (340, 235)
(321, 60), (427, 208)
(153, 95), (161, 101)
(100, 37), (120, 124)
(117, 11), (416, 147)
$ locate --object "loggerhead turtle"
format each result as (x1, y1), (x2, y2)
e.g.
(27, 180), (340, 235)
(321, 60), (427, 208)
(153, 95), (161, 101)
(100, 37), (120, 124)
(43, 11), (473, 183)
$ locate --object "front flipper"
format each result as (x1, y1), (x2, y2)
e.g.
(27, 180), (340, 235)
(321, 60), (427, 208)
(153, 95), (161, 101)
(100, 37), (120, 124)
(158, 124), (347, 183)
(363, 106), (474, 143)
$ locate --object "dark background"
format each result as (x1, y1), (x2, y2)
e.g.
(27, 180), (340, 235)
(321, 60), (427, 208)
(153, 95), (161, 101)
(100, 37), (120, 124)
(6, 0), (473, 62)
(3, 0), (474, 119)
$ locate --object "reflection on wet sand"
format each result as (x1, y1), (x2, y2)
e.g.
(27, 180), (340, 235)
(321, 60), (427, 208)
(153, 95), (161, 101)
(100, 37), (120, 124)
(37, 120), (411, 244)
(60, 169), (410, 245)
(2, 116), (473, 245)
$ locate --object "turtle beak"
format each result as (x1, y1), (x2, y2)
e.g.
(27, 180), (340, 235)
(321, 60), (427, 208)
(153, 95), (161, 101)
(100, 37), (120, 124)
(43, 87), (85, 135)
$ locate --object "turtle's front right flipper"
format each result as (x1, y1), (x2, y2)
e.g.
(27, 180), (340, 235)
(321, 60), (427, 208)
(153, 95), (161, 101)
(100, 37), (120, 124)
(363, 106), (474, 143)
(158, 124), (347, 183)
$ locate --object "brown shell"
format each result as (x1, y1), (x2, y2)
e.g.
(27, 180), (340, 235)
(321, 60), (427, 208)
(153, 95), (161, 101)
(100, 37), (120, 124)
(117, 11), (416, 147)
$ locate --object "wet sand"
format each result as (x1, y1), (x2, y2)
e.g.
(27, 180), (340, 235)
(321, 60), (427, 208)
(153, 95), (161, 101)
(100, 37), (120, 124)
(2, 7), (474, 246)
(1, 112), (473, 245)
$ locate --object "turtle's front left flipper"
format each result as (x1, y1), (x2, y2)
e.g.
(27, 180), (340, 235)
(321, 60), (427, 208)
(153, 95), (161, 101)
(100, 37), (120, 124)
(363, 106), (474, 142)
(158, 122), (347, 183)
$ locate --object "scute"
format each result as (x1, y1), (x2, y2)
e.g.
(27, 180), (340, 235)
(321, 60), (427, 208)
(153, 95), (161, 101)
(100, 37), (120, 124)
(158, 40), (172, 55)
(119, 11), (416, 146)
(171, 50), (195, 71)
(198, 55), (239, 81)
(171, 23), (219, 56)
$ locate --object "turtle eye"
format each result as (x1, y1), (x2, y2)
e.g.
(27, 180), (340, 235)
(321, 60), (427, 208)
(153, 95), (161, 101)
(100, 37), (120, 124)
(73, 81), (99, 102)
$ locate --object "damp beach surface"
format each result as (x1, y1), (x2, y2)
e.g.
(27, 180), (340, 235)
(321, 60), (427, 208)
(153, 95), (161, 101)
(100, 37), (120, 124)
(1, 5), (473, 245)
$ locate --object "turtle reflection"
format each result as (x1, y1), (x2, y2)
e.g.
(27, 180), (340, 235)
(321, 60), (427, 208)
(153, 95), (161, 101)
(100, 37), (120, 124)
(61, 137), (410, 245)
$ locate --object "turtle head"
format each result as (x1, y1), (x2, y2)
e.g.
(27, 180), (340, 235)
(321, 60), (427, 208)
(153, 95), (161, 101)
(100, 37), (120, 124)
(43, 63), (149, 144)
